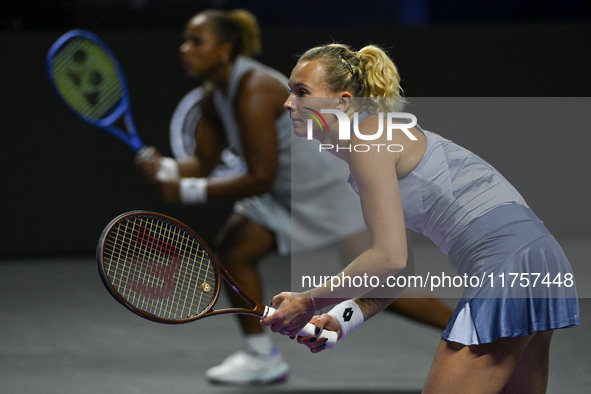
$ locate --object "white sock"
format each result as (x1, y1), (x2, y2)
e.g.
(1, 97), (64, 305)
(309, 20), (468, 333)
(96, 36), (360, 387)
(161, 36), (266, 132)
(244, 332), (276, 357)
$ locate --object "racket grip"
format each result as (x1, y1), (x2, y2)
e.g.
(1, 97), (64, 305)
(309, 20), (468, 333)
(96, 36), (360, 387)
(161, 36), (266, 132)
(136, 146), (155, 161)
(136, 147), (179, 182)
(265, 306), (338, 350)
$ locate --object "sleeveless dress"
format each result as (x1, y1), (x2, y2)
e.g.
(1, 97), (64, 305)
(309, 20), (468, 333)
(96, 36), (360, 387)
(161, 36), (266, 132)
(169, 56), (366, 255)
(348, 113), (580, 345)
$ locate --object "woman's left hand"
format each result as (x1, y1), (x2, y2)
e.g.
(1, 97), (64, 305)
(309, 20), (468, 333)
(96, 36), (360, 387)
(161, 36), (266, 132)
(260, 291), (316, 337)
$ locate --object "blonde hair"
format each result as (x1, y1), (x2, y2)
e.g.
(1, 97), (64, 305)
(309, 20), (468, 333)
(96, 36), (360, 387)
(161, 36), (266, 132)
(298, 43), (405, 111)
(201, 9), (261, 58)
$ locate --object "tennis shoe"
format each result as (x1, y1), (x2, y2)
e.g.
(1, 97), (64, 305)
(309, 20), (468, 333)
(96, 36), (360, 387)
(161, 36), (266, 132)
(205, 346), (289, 385)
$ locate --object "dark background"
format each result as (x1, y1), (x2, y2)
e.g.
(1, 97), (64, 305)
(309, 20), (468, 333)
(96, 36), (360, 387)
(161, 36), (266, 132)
(1, 0), (590, 258)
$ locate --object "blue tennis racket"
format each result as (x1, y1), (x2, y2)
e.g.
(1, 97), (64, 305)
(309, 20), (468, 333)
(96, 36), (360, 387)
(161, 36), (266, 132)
(46, 29), (146, 154)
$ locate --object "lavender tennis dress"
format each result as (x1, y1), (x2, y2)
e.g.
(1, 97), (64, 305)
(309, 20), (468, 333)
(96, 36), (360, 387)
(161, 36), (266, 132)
(348, 113), (579, 345)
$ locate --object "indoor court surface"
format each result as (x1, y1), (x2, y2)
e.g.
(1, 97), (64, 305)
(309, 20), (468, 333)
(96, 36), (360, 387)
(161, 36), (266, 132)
(2, 3), (590, 393)
(1, 239), (589, 394)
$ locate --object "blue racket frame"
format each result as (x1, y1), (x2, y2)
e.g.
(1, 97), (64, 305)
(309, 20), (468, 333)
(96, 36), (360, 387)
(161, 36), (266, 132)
(46, 29), (145, 153)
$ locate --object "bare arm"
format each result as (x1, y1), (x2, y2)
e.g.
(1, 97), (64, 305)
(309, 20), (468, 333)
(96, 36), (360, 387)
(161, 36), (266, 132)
(262, 116), (409, 333)
(204, 70), (286, 200)
(135, 86), (225, 183)
(158, 71), (287, 202)
(293, 232), (417, 353)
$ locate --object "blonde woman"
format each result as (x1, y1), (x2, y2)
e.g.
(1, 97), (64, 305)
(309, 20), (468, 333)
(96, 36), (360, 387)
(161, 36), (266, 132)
(263, 43), (579, 393)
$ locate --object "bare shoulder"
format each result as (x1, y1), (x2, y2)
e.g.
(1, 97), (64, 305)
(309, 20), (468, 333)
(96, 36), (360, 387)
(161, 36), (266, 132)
(356, 114), (426, 177)
(235, 69), (288, 115)
(232, 68), (287, 142)
(239, 69), (287, 94)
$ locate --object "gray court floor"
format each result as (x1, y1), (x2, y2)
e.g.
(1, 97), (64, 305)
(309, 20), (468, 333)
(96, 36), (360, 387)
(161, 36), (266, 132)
(1, 238), (589, 393)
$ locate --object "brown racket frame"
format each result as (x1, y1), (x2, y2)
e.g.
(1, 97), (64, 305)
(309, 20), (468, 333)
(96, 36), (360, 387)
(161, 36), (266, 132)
(97, 211), (269, 324)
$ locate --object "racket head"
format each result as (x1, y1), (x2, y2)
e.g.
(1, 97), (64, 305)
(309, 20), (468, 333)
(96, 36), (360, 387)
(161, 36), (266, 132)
(47, 30), (130, 127)
(97, 211), (222, 324)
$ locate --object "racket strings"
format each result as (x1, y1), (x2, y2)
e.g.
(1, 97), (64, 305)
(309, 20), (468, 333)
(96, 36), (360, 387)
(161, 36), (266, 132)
(51, 37), (123, 120)
(103, 221), (215, 291)
(102, 216), (217, 320)
(104, 223), (214, 319)
(106, 226), (215, 318)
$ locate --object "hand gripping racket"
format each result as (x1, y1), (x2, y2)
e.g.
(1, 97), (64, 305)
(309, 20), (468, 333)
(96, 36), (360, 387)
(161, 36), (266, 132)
(97, 211), (337, 348)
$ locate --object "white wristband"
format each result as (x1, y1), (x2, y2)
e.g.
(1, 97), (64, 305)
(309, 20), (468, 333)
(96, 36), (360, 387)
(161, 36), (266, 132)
(327, 300), (364, 341)
(179, 178), (208, 204)
(156, 157), (179, 182)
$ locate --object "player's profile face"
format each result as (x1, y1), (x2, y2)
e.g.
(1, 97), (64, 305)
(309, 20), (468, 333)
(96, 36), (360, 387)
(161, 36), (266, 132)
(180, 15), (227, 77)
(285, 60), (343, 139)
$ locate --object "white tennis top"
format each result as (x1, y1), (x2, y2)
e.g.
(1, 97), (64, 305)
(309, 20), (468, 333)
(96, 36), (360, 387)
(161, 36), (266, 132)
(212, 55), (292, 207)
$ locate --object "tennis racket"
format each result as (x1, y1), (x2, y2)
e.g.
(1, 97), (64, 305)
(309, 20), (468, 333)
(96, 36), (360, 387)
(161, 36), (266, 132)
(46, 30), (149, 153)
(97, 211), (337, 348)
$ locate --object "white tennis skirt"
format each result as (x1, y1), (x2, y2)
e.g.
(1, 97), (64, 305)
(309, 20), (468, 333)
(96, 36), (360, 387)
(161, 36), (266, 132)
(234, 138), (367, 256)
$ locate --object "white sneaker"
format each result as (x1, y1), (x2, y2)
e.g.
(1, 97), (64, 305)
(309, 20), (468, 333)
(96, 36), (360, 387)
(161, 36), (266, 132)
(205, 347), (289, 385)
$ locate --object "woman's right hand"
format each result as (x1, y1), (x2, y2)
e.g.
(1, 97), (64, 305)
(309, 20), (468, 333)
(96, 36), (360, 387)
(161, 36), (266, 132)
(135, 146), (162, 183)
(297, 314), (342, 354)
(136, 146), (180, 183)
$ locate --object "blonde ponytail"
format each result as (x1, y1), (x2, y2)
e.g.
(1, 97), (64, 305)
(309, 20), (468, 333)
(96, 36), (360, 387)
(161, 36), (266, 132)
(357, 45), (403, 99)
(297, 43), (405, 110)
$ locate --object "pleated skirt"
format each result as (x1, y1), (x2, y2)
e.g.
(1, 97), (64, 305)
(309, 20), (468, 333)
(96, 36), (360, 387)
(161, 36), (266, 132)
(442, 204), (580, 345)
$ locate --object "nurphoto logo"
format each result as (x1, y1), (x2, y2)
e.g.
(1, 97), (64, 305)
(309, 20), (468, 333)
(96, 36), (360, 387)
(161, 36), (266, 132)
(304, 109), (418, 153)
